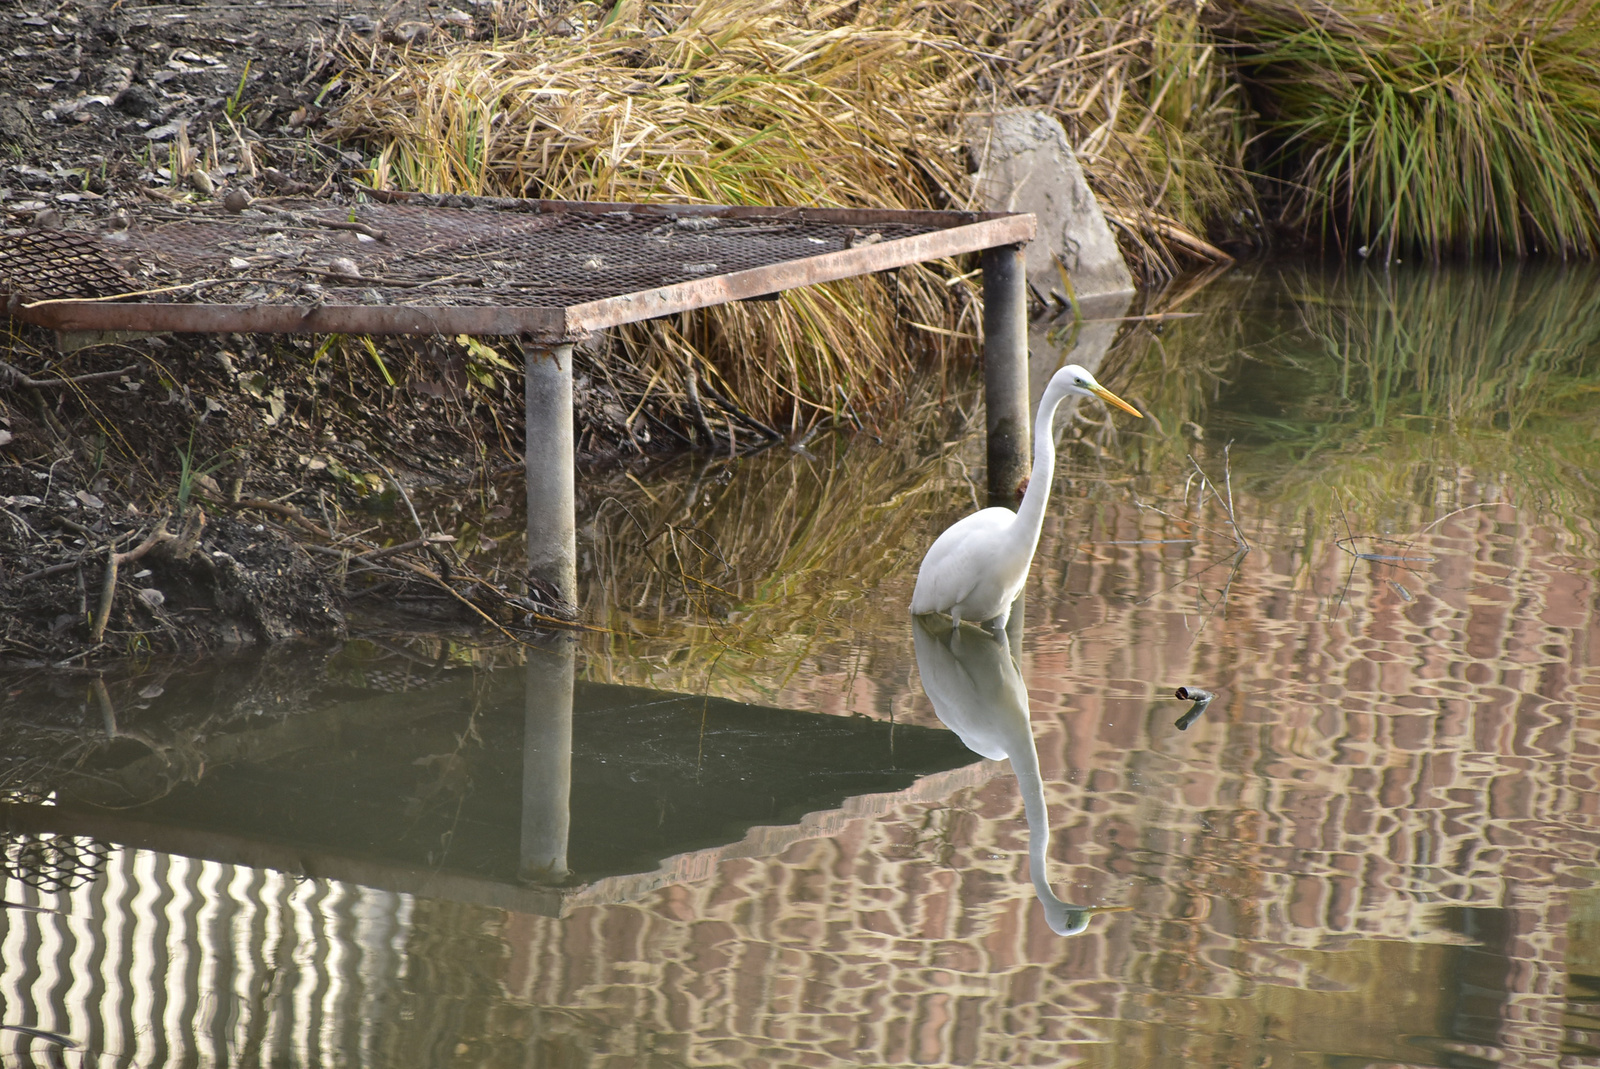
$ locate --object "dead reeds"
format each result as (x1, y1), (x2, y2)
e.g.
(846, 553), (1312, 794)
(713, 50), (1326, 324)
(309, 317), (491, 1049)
(954, 0), (1258, 275)
(334, 0), (983, 435)
(330, 0), (1254, 434)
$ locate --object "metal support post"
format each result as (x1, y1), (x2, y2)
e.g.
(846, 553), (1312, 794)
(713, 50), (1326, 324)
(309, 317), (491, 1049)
(521, 637), (575, 883)
(981, 244), (1031, 505)
(525, 343), (577, 610)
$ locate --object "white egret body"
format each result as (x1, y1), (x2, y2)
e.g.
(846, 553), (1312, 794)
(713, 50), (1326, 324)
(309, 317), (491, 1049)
(911, 364), (1140, 627)
(912, 615), (1131, 935)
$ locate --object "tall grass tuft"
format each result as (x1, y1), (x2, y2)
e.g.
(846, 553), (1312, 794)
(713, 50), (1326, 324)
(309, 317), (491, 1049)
(1222, 0), (1600, 260)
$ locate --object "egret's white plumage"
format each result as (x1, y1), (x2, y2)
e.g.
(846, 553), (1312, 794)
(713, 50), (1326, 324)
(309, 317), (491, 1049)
(911, 363), (1141, 627)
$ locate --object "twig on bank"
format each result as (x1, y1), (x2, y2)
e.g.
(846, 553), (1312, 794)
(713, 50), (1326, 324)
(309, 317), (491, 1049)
(302, 533), (456, 563)
(18, 522), (153, 583)
(21, 279), (237, 306)
(248, 201), (389, 241)
(699, 378), (783, 440)
(387, 557), (588, 635)
(229, 496), (331, 538)
(328, 442), (453, 576)
(0, 360), (140, 389)
(15, 558), (88, 584)
(89, 518), (176, 644)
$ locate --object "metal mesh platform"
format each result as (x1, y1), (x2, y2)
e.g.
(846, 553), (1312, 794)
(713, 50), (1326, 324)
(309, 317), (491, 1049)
(1, 193), (1034, 342)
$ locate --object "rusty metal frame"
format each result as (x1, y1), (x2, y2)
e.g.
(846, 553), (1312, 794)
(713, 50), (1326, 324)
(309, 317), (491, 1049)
(13, 198), (1035, 342)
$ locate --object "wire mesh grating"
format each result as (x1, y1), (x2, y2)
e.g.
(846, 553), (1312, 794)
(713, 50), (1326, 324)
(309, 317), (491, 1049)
(18, 200), (942, 308)
(1, 195), (1033, 338)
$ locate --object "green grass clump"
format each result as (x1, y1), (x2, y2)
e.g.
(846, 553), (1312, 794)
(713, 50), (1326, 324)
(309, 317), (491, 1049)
(1224, 0), (1600, 260)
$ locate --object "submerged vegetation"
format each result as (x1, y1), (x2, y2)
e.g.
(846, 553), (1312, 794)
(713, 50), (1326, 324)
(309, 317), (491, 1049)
(1108, 260), (1600, 536)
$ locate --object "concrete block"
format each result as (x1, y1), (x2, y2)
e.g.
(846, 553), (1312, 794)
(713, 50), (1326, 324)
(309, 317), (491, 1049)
(966, 110), (1135, 304)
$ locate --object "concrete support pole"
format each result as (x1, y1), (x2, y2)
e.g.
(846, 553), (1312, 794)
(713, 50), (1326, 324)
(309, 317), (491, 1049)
(521, 637), (575, 883)
(525, 343), (577, 609)
(982, 244), (1031, 505)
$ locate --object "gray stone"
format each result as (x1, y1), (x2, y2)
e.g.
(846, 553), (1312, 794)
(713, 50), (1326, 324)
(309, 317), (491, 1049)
(966, 110), (1134, 305)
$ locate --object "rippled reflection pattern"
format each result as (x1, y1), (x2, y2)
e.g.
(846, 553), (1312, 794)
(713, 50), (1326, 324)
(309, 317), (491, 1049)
(1, 846), (409, 1066)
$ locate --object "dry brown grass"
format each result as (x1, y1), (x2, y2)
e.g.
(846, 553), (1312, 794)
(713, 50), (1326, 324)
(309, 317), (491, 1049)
(948, 0), (1258, 274)
(333, 0), (985, 434)
(331, 0), (1251, 432)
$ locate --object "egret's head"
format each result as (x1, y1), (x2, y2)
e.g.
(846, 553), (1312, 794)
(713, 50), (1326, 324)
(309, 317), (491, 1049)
(1056, 364), (1142, 418)
(1042, 902), (1134, 937)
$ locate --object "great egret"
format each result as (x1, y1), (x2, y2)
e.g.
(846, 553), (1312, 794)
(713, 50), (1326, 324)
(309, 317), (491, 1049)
(911, 364), (1141, 628)
(912, 614), (1131, 935)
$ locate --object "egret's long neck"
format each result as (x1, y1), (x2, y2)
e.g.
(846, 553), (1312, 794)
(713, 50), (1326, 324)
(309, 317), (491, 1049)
(1011, 379), (1072, 546)
(1008, 709), (1083, 933)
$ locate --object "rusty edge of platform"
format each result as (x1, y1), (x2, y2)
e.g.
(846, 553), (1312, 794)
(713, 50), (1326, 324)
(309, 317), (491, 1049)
(10, 201), (1036, 343)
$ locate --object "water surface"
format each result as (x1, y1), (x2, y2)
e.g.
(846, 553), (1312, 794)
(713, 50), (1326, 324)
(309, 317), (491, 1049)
(4, 262), (1600, 1067)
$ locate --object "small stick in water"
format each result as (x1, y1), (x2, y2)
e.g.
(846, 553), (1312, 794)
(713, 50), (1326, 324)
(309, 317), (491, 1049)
(1174, 686), (1214, 730)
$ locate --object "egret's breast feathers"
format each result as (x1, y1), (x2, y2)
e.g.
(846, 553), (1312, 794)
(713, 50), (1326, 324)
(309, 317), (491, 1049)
(912, 510), (1009, 612)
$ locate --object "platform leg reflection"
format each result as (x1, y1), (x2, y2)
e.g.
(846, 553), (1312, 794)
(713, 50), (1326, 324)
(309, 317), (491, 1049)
(521, 638), (575, 882)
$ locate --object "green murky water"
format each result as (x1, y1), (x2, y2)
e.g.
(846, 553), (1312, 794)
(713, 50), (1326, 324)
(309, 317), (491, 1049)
(4, 261), (1600, 1067)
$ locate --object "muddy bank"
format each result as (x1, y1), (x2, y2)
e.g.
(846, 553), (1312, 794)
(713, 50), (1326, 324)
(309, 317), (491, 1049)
(0, 311), (665, 664)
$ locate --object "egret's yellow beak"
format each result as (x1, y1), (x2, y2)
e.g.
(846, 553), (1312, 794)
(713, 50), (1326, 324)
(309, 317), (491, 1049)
(1090, 383), (1143, 418)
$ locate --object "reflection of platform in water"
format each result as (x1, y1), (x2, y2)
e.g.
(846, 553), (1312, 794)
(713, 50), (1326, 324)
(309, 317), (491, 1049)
(0, 672), (983, 916)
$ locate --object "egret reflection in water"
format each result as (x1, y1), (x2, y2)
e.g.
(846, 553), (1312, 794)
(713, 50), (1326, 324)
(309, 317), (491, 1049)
(911, 613), (1130, 935)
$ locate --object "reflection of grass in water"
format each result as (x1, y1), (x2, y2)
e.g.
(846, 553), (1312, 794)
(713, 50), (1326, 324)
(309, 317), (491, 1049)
(1219, 264), (1600, 541)
(1107, 264), (1600, 523)
(1099, 265), (1257, 479)
(1081, 263), (1600, 625)
(1279, 264), (1600, 429)
(579, 389), (985, 699)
